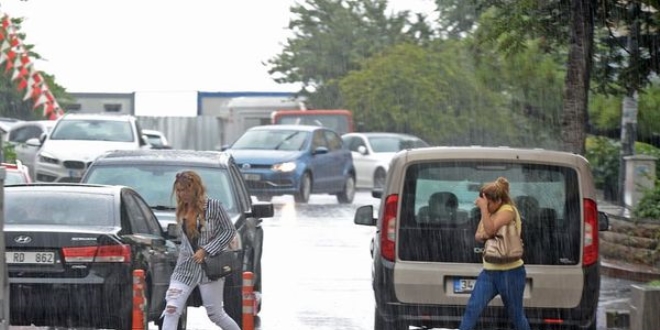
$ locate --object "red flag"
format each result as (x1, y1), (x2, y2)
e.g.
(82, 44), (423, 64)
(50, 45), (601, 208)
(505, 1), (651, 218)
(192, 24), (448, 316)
(17, 77), (27, 90)
(2, 16), (11, 31)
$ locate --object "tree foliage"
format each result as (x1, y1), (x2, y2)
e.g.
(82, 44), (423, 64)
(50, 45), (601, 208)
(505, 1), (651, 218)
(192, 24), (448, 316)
(339, 41), (521, 146)
(267, 0), (431, 108)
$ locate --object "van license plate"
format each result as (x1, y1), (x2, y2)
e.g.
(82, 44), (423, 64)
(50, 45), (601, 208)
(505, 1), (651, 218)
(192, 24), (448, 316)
(453, 278), (476, 293)
(6, 252), (55, 264)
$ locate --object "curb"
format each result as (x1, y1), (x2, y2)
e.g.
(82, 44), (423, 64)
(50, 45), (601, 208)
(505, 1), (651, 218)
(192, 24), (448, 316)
(600, 258), (660, 283)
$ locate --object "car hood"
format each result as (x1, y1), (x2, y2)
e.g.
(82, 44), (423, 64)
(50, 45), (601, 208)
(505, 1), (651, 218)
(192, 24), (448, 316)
(227, 149), (303, 165)
(42, 140), (138, 161)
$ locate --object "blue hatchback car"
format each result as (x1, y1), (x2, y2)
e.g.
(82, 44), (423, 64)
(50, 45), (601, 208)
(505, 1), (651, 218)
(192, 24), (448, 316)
(226, 124), (356, 204)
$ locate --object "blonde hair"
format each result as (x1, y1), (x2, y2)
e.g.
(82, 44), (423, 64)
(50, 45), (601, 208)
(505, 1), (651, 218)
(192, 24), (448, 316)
(172, 171), (207, 238)
(479, 176), (513, 205)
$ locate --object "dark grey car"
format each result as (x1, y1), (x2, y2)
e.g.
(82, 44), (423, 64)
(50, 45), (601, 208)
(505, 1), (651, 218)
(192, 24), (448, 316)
(81, 149), (274, 329)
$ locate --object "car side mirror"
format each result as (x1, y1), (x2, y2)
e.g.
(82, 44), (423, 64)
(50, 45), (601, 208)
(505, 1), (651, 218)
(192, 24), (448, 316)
(39, 132), (47, 144)
(26, 137), (41, 147)
(167, 223), (180, 240)
(313, 146), (329, 155)
(251, 203), (274, 218)
(354, 205), (376, 226)
(357, 145), (368, 155)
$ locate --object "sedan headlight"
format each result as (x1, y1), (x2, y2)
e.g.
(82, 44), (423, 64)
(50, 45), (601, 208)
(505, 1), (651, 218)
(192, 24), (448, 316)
(38, 152), (60, 165)
(272, 162), (296, 172)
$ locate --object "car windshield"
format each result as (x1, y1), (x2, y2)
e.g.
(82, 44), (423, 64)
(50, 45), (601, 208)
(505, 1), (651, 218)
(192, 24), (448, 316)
(145, 134), (163, 147)
(231, 129), (309, 151)
(83, 165), (238, 216)
(368, 136), (429, 153)
(50, 119), (134, 142)
(5, 191), (115, 226)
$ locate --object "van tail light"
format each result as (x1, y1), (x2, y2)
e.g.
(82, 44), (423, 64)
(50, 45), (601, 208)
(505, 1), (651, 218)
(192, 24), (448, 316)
(583, 198), (599, 267)
(63, 245), (132, 263)
(380, 194), (399, 262)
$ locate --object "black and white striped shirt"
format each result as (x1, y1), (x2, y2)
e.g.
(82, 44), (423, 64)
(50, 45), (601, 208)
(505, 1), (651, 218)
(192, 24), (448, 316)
(171, 198), (236, 286)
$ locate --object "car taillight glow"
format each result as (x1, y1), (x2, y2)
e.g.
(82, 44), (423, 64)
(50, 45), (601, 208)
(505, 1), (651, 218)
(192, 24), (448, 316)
(380, 194), (399, 262)
(583, 198), (599, 267)
(62, 245), (132, 263)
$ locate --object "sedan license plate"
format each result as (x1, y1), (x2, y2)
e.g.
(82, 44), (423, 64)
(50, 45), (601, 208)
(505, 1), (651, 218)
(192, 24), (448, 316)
(6, 251), (55, 264)
(453, 278), (477, 294)
(243, 174), (260, 181)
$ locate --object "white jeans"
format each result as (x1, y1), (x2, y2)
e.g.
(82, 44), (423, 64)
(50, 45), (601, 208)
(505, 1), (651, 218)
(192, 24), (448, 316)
(161, 278), (240, 330)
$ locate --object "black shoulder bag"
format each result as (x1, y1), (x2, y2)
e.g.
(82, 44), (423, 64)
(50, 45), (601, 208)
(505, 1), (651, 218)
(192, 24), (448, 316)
(183, 224), (237, 280)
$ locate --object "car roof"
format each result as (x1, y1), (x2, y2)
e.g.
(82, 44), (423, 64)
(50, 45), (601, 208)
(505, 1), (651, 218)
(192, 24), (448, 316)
(91, 149), (233, 167)
(141, 129), (163, 135)
(249, 124), (325, 132)
(9, 120), (56, 129)
(5, 183), (125, 195)
(344, 132), (422, 139)
(60, 113), (135, 121)
(395, 146), (588, 165)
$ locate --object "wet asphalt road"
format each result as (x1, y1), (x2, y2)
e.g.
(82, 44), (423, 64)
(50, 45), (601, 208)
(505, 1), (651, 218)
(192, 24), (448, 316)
(172, 191), (642, 330)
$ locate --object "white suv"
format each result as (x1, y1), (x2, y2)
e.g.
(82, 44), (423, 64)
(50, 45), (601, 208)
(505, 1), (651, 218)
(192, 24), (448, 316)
(31, 113), (151, 182)
(354, 146), (610, 330)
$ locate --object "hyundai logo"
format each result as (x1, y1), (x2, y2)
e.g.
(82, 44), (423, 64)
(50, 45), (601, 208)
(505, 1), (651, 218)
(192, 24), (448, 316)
(242, 163), (251, 169)
(14, 236), (32, 244)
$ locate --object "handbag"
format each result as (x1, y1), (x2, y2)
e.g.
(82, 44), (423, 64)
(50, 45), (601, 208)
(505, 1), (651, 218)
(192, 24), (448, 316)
(201, 250), (237, 280)
(483, 215), (524, 264)
(183, 225), (237, 280)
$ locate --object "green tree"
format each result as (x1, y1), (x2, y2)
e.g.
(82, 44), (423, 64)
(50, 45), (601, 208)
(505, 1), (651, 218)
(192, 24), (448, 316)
(339, 41), (520, 146)
(267, 0), (431, 108)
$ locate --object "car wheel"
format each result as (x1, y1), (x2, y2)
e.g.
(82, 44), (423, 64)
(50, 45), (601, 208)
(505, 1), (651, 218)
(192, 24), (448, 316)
(374, 308), (406, 330)
(294, 173), (311, 203)
(373, 168), (387, 189)
(336, 175), (355, 204)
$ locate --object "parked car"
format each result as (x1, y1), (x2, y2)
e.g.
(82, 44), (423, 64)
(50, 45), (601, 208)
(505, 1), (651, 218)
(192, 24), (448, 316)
(341, 132), (430, 189)
(353, 146), (610, 330)
(142, 129), (172, 149)
(4, 183), (179, 329)
(0, 117), (22, 140)
(29, 113), (151, 183)
(5, 120), (56, 180)
(225, 124), (356, 203)
(80, 149), (274, 328)
(2, 160), (31, 185)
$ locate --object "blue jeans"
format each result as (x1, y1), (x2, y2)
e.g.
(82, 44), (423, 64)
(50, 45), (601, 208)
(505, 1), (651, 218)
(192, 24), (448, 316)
(459, 266), (530, 330)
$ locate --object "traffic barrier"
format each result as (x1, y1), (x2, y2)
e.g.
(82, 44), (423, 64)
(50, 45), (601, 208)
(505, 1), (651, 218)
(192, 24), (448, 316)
(132, 269), (147, 330)
(242, 271), (255, 330)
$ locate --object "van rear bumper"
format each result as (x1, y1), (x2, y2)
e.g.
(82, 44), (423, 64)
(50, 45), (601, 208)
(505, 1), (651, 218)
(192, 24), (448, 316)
(374, 260), (600, 329)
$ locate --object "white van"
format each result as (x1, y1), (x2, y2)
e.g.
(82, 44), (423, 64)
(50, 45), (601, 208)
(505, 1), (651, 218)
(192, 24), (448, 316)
(354, 146), (610, 330)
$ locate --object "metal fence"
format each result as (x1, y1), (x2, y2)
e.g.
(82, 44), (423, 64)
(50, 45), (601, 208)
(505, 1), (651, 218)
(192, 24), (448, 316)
(136, 116), (225, 151)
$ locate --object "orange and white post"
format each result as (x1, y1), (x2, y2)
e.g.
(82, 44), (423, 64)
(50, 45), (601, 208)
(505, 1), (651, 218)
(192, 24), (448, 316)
(242, 271), (255, 330)
(132, 269), (147, 330)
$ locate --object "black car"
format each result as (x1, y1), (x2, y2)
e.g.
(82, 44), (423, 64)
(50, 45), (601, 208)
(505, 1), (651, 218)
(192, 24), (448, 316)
(5, 184), (178, 329)
(80, 149), (274, 328)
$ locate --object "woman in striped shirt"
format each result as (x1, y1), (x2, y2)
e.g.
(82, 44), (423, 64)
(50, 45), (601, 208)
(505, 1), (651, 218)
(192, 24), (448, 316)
(161, 171), (240, 330)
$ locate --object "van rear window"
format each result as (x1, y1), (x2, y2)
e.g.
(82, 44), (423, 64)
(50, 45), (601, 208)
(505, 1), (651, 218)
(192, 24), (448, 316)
(398, 161), (581, 265)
